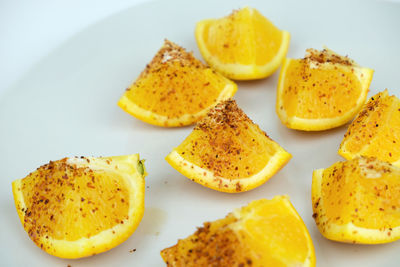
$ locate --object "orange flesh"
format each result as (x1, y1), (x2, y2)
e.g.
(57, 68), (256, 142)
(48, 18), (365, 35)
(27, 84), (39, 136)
(161, 215), (245, 266)
(161, 198), (312, 266)
(240, 201), (310, 265)
(17, 159), (130, 242)
(122, 40), (231, 118)
(320, 158), (400, 229)
(252, 9), (283, 65)
(281, 59), (362, 119)
(341, 91), (400, 164)
(175, 100), (279, 179)
(201, 8), (283, 66)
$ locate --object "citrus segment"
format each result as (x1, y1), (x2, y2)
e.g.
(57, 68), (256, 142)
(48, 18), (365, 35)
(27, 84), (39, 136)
(195, 7), (290, 80)
(166, 99), (291, 193)
(161, 196), (315, 266)
(276, 48), (373, 131)
(118, 39), (237, 127)
(339, 90), (400, 166)
(12, 154), (146, 258)
(312, 157), (400, 244)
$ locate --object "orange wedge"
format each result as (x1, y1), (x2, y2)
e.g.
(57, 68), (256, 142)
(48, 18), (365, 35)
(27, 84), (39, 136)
(118, 39), (237, 127)
(312, 157), (400, 244)
(12, 154), (146, 258)
(195, 7), (290, 80)
(277, 48), (374, 131)
(161, 196), (315, 266)
(166, 99), (291, 193)
(339, 90), (400, 166)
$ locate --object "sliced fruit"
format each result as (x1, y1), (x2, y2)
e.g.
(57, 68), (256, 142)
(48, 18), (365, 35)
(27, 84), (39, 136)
(12, 154), (146, 259)
(195, 6), (290, 80)
(161, 196), (315, 266)
(312, 157), (400, 244)
(339, 90), (400, 166)
(166, 99), (291, 193)
(276, 48), (374, 131)
(118, 39), (237, 127)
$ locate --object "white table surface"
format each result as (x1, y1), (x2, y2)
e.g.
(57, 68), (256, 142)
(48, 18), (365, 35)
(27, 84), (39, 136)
(1, 1), (400, 267)
(0, 0), (148, 95)
(1, 0), (399, 95)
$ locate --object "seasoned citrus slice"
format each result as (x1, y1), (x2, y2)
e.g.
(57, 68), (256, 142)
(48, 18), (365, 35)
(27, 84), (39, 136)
(312, 157), (400, 244)
(118, 39), (237, 127)
(276, 48), (374, 131)
(12, 154), (146, 259)
(166, 99), (291, 193)
(339, 90), (400, 166)
(195, 7), (290, 80)
(161, 196), (315, 266)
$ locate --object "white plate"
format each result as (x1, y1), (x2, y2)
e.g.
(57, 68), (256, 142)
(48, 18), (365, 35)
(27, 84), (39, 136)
(1, 0), (399, 266)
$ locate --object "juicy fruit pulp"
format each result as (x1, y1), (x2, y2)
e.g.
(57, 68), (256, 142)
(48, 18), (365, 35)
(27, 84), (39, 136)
(276, 48), (373, 131)
(12, 155), (146, 258)
(166, 99), (291, 192)
(312, 157), (400, 244)
(195, 7), (290, 80)
(339, 90), (400, 167)
(161, 196), (315, 266)
(118, 39), (237, 127)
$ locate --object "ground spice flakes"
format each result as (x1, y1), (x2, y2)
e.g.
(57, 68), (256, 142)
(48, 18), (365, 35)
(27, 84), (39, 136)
(18, 157), (130, 246)
(161, 215), (253, 266)
(189, 99), (272, 181)
(122, 38), (235, 123)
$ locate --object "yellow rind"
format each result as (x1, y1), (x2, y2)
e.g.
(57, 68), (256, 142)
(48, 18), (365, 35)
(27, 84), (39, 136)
(232, 196), (315, 266)
(166, 147), (291, 193)
(276, 58), (374, 131)
(338, 90), (400, 167)
(161, 196), (315, 266)
(12, 154), (146, 259)
(118, 80), (237, 127)
(278, 196), (316, 267)
(195, 19), (290, 80)
(337, 147), (354, 161)
(312, 168), (400, 244)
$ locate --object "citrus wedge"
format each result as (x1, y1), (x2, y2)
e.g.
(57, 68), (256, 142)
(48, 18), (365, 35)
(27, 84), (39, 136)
(161, 196), (315, 266)
(339, 90), (400, 167)
(195, 7), (290, 80)
(12, 154), (146, 259)
(276, 48), (374, 131)
(118, 39), (237, 127)
(166, 99), (291, 193)
(312, 157), (400, 244)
